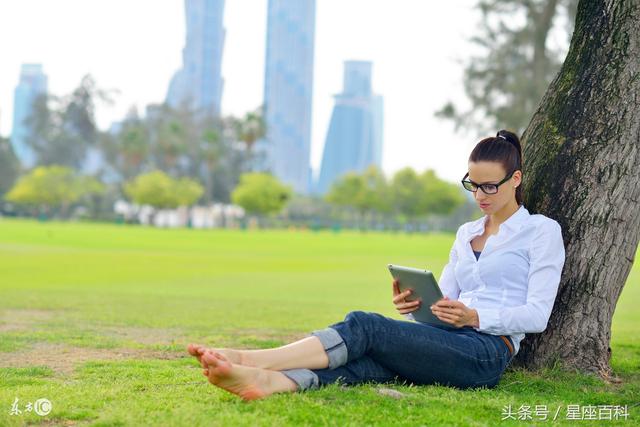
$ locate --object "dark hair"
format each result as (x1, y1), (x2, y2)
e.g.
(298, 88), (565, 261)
(469, 129), (523, 205)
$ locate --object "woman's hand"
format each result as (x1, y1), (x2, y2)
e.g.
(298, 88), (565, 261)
(392, 279), (421, 315)
(430, 296), (480, 328)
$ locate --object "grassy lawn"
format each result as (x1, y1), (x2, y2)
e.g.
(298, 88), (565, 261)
(0, 219), (637, 426)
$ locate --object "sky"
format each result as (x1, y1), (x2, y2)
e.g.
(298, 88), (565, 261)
(0, 0), (486, 184)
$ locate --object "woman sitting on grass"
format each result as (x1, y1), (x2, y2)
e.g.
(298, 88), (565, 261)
(187, 129), (566, 400)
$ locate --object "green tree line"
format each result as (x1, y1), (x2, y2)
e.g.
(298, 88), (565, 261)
(0, 75), (470, 226)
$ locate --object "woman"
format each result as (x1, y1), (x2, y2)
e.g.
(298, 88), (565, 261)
(187, 129), (566, 400)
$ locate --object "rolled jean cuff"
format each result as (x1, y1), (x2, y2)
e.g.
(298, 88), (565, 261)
(281, 368), (319, 391)
(310, 327), (348, 369)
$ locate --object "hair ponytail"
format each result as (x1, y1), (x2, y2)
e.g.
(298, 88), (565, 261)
(496, 129), (522, 160)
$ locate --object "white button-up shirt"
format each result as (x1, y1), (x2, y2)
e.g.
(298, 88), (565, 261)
(406, 204), (565, 356)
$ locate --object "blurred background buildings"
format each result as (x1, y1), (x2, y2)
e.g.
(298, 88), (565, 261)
(10, 63), (48, 169)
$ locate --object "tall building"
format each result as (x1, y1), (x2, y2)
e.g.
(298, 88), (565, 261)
(11, 64), (48, 168)
(260, 0), (316, 194)
(316, 61), (384, 194)
(166, 0), (225, 115)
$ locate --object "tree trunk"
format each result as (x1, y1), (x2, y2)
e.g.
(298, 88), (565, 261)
(513, 0), (640, 377)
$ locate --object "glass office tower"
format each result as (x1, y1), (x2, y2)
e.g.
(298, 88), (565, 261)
(11, 64), (48, 168)
(317, 61), (384, 194)
(260, 0), (316, 194)
(166, 0), (225, 115)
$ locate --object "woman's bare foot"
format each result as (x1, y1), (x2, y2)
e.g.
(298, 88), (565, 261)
(187, 343), (246, 366)
(200, 350), (297, 401)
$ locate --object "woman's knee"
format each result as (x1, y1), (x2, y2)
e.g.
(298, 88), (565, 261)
(344, 310), (373, 324)
(344, 310), (388, 330)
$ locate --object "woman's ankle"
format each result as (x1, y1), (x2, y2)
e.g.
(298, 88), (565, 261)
(268, 370), (298, 393)
(239, 350), (269, 369)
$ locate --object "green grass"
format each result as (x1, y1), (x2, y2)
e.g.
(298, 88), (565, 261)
(0, 219), (637, 426)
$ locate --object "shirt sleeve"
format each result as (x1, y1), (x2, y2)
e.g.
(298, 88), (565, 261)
(473, 220), (565, 335)
(439, 225), (462, 300)
(403, 226), (462, 321)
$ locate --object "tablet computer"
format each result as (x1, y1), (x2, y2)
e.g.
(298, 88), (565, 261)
(388, 264), (449, 326)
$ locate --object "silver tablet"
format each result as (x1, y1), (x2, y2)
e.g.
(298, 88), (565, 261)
(388, 264), (449, 326)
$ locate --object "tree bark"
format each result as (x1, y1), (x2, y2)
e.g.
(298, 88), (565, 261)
(513, 0), (640, 377)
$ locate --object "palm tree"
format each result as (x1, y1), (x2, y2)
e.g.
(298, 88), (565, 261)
(235, 106), (266, 153)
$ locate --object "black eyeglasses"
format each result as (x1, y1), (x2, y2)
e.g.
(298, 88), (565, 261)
(461, 170), (515, 194)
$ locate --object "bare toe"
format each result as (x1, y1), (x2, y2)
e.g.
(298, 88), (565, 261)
(187, 343), (200, 356)
(202, 350), (231, 378)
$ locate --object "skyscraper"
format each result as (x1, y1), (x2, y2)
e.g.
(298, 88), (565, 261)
(316, 61), (384, 194)
(260, 0), (316, 194)
(166, 0), (225, 115)
(11, 64), (48, 168)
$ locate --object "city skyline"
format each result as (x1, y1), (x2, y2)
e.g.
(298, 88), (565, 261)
(0, 0), (492, 184)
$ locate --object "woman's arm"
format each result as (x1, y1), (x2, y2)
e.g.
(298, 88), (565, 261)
(473, 220), (566, 335)
(438, 233), (462, 301)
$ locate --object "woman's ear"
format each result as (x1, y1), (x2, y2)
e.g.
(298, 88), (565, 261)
(513, 170), (522, 188)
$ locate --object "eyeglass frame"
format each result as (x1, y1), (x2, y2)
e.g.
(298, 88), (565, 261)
(461, 170), (517, 194)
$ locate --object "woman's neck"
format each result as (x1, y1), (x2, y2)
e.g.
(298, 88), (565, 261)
(486, 200), (520, 230)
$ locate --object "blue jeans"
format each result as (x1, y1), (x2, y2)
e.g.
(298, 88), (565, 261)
(281, 310), (514, 391)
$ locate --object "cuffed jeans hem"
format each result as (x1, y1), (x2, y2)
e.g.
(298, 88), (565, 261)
(281, 369), (319, 391)
(310, 327), (348, 369)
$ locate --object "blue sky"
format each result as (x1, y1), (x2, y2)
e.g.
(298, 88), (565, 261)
(0, 0), (491, 182)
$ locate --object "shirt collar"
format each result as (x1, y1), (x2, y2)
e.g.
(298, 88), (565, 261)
(468, 204), (529, 236)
